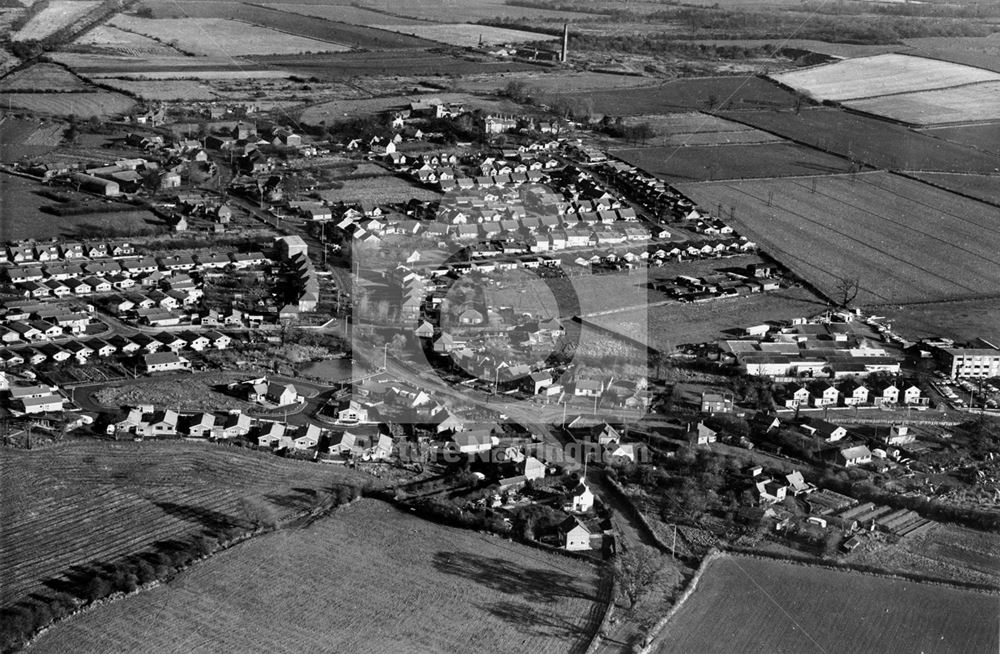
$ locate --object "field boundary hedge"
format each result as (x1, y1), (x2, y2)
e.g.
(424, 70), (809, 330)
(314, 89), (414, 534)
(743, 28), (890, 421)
(635, 549), (724, 654)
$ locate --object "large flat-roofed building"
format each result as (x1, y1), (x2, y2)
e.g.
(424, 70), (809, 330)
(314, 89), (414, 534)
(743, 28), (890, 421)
(938, 341), (1000, 379)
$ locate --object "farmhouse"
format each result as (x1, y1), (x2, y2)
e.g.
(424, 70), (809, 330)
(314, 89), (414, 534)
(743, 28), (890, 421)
(557, 516), (592, 551)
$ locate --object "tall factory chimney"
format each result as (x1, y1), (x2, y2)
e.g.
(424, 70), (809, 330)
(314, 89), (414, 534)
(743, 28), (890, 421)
(561, 23), (568, 63)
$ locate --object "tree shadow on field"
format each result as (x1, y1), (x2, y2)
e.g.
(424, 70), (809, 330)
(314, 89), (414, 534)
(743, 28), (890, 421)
(264, 488), (319, 512)
(432, 551), (596, 604)
(478, 601), (591, 653)
(153, 501), (242, 532)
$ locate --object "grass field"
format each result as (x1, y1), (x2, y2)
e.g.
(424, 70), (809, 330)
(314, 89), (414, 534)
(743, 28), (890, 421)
(3, 91), (135, 118)
(902, 35), (1000, 74)
(677, 172), (1000, 305)
(0, 174), (161, 239)
(374, 22), (556, 47)
(0, 441), (370, 610)
(722, 108), (1000, 173)
(96, 78), (219, 101)
(909, 172), (1000, 205)
(613, 142), (852, 182)
(261, 3), (425, 26)
(27, 499), (608, 654)
(879, 300), (1000, 348)
(0, 118), (64, 164)
(554, 76), (798, 117)
(109, 16), (351, 56)
(771, 53), (1000, 101)
(616, 113), (782, 148)
(138, 1), (435, 49)
(255, 50), (542, 80)
(843, 81), (1000, 126)
(93, 374), (258, 413)
(317, 174), (441, 203)
(0, 63), (91, 91)
(351, 0), (598, 22)
(921, 124), (1000, 157)
(652, 555), (998, 654)
(589, 286), (824, 350)
(14, 0), (99, 41)
(74, 24), (184, 55)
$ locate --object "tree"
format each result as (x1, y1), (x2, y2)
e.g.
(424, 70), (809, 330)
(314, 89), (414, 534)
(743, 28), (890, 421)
(613, 544), (662, 608)
(834, 276), (860, 307)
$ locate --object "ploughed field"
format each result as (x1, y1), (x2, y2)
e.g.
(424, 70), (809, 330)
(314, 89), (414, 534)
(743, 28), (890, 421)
(0, 442), (368, 609)
(653, 555), (999, 654)
(678, 172), (1000, 305)
(27, 499), (609, 654)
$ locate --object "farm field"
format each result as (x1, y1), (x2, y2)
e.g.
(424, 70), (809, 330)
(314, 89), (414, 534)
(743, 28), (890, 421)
(921, 124), (1000, 157)
(880, 300), (1000, 348)
(453, 70), (659, 94)
(677, 172), (1000, 305)
(349, 0), (599, 22)
(770, 53), (1000, 101)
(589, 286), (824, 350)
(14, 0), (99, 41)
(0, 441), (370, 609)
(0, 63), (91, 92)
(27, 499), (608, 654)
(617, 113), (783, 148)
(97, 78), (220, 101)
(554, 76), (799, 117)
(613, 142), (852, 182)
(137, 1), (435, 49)
(902, 35), (1000, 74)
(50, 52), (282, 75)
(260, 3), (425, 26)
(0, 174), (162, 240)
(73, 24), (185, 55)
(909, 172), (1000, 205)
(0, 118), (65, 164)
(843, 81), (1000, 126)
(722, 107), (1000, 173)
(373, 23), (557, 47)
(651, 555), (998, 654)
(3, 91), (135, 118)
(254, 50), (542, 80)
(108, 16), (351, 56)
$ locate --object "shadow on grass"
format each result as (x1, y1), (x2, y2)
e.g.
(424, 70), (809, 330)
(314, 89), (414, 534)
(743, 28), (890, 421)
(432, 550), (597, 604)
(154, 501), (242, 532)
(479, 601), (594, 654)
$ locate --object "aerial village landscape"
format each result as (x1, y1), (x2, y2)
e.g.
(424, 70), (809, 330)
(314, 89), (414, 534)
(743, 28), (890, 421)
(0, 0), (999, 652)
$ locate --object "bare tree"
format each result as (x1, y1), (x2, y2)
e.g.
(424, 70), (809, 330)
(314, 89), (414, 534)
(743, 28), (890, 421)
(835, 276), (860, 308)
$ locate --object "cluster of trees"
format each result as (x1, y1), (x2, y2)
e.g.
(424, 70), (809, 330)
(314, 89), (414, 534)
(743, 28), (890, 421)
(407, 495), (511, 534)
(592, 116), (657, 145)
(611, 448), (750, 524)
